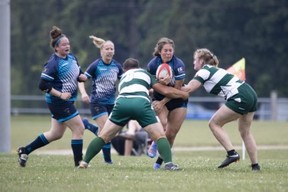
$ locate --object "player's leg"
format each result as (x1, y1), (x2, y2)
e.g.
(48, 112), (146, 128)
(238, 112), (260, 170)
(18, 118), (66, 167)
(209, 105), (241, 168)
(65, 114), (85, 166)
(144, 122), (180, 170)
(147, 105), (168, 158)
(79, 119), (122, 168)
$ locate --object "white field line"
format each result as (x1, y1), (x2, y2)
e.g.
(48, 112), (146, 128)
(33, 145), (288, 155)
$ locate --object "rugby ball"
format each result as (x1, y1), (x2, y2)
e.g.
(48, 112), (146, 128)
(156, 63), (173, 80)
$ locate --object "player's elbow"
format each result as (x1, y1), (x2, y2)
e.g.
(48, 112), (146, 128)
(38, 79), (52, 93)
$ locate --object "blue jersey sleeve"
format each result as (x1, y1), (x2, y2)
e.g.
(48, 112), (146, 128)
(85, 59), (100, 79)
(115, 61), (124, 79)
(172, 57), (186, 81)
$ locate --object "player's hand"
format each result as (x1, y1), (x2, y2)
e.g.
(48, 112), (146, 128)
(78, 74), (87, 82)
(60, 92), (72, 100)
(152, 101), (165, 113)
(81, 93), (90, 103)
(158, 75), (171, 85)
(181, 84), (190, 92)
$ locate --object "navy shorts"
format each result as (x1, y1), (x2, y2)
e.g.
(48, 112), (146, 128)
(89, 102), (114, 120)
(47, 101), (79, 123)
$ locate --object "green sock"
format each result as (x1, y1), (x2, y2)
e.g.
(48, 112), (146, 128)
(83, 137), (105, 163)
(156, 137), (172, 163)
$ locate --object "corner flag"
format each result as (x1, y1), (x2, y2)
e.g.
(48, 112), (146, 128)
(226, 58), (246, 81)
(226, 58), (246, 160)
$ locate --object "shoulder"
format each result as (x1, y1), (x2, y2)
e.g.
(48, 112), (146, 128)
(45, 54), (58, 67)
(112, 59), (123, 68)
(173, 56), (185, 65)
(147, 57), (161, 74)
(68, 53), (77, 60)
(147, 57), (160, 67)
(88, 58), (101, 68)
(194, 65), (215, 81)
(172, 56), (185, 71)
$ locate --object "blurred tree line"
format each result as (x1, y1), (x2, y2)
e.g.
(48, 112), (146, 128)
(11, 0), (288, 97)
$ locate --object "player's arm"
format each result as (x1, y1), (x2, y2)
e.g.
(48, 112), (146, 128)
(152, 82), (189, 100)
(159, 79), (184, 105)
(182, 79), (202, 93)
(38, 79), (71, 100)
(78, 82), (90, 103)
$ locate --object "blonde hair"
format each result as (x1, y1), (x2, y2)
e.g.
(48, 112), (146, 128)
(89, 35), (114, 50)
(194, 48), (219, 66)
(89, 35), (106, 49)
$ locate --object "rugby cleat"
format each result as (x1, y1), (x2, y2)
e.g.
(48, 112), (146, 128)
(17, 147), (28, 167)
(218, 153), (240, 168)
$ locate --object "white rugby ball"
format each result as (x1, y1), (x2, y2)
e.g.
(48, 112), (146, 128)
(156, 63), (173, 84)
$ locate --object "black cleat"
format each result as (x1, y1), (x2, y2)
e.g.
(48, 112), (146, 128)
(218, 153), (240, 168)
(251, 164), (261, 171)
(164, 162), (182, 171)
(17, 147), (28, 167)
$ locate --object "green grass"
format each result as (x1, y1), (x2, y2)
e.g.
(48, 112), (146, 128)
(1, 115), (288, 192)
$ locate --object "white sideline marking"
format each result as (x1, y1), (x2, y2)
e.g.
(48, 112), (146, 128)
(32, 145), (288, 155)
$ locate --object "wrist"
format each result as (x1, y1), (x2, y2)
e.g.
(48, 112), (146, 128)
(59, 92), (62, 98)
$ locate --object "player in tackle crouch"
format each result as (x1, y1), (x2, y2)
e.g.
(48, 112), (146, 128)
(182, 48), (260, 171)
(79, 57), (189, 170)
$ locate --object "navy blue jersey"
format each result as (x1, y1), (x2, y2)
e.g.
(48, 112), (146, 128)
(147, 55), (185, 82)
(40, 53), (81, 104)
(85, 58), (123, 105)
(147, 55), (186, 100)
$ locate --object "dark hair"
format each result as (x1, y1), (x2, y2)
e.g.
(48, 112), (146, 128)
(123, 58), (139, 70)
(50, 26), (65, 48)
(153, 37), (175, 57)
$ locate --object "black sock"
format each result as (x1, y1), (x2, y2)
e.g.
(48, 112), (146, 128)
(71, 139), (83, 166)
(25, 134), (49, 154)
(102, 142), (112, 163)
(155, 157), (164, 165)
(227, 149), (237, 156)
(83, 119), (99, 136)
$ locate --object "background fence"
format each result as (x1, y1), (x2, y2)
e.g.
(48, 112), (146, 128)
(11, 92), (288, 121)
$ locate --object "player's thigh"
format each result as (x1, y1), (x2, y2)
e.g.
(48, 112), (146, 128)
(210, 105), (240, 127)
(166, 107), (187, 134)
(144, 122), (165, 141)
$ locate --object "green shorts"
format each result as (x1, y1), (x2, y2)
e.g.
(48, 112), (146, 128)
(109, 97), (158, 128)
(225, 83), (258, 115)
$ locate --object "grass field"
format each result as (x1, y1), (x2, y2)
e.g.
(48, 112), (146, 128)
(1, 115), (288, 192)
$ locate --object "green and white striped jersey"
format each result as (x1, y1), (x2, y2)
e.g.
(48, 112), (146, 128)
(117, 68), (157, 102)
(194, 64), (244, 99)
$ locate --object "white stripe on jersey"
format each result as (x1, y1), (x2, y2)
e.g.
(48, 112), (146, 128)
(198, 68), (226, 93)
(224, 77), (243, 99)
(198, 67), (243, 99)
(119, 69), (151, 88)
(119, 84), (149, 95)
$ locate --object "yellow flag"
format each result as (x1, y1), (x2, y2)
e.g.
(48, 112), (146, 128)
(226, 58), (246, 81)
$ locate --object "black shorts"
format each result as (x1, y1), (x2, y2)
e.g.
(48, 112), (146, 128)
(153, 91), (188, 111)
(165, 98), (188, 111)
(47, 101), (78, 123)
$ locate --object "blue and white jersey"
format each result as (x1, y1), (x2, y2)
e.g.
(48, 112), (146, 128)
(85, 58), (123, 105)
(40, 53), (80, 104)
